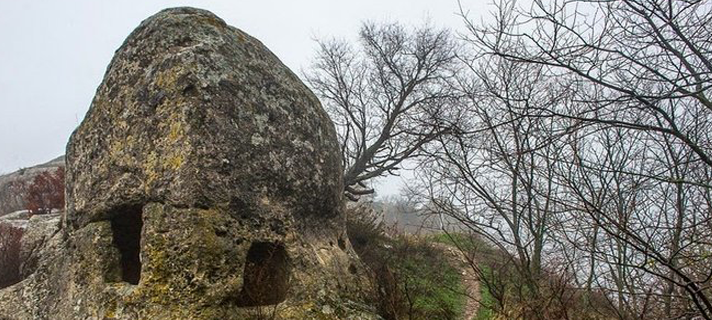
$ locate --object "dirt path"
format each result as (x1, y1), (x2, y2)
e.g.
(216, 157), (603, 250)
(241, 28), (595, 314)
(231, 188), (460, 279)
(434, 243), (480, 320)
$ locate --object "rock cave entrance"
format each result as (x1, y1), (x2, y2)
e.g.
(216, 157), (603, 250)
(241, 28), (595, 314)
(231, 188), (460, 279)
(236, 242), (291, 307)
(110, 205), (143, 285)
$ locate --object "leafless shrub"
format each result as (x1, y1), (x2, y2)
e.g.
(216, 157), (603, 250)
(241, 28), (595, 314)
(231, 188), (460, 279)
(346, 205), (464, 320)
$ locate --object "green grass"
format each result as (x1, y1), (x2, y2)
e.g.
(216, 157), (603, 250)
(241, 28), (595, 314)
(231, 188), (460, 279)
(474, 265), (496, 320)
(429, 232), (495, 256)
(390, 237), (466, 320)
(346, 208), (476, 320)
(428, 233), (499, 320)
(420, 262), (464, 316)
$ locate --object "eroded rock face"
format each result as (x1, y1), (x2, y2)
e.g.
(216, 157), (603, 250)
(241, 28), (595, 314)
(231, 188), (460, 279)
(0, 7), (376, 320)
(66, 6), (342, 230)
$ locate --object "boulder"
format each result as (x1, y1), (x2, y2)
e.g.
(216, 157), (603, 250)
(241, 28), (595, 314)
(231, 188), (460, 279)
(0, 7), (377, 320)
(18, 213), (61, 278)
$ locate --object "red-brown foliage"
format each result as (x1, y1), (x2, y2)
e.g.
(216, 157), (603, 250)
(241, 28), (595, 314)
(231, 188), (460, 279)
(0, 223), (23, 288)
(25, 167), (65, 215)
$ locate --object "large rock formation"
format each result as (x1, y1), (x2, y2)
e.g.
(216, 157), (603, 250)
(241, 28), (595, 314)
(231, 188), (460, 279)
(0, 7), (377, 320)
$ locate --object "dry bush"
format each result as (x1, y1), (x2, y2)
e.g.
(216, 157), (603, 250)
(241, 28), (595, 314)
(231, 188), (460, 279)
(346, 205), (464, 320)
(345, 204), (387, 262)
(25, 167), (64, 215)
(0, 223), (23, 288)
(345, 205), (398, 318)
(475, 253), (616, 320)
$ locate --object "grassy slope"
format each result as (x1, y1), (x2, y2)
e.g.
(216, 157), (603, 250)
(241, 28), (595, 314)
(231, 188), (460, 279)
(430, 233), (496, 320)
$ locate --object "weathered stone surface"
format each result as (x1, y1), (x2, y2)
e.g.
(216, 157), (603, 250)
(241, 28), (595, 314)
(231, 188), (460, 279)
(0, 215), (70, 320)
(0, 7), (378, 320)
(18, 213), (61, 278)
(65, 7), (341, 229)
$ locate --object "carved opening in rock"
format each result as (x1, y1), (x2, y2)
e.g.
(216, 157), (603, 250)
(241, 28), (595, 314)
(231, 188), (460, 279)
(236, 242), (290, 307)
(109, 205), (143, 285)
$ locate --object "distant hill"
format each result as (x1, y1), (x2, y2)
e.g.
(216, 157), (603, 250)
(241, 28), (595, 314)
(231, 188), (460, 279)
(0, 156), (65, 216)
(372, 199), (467, 234)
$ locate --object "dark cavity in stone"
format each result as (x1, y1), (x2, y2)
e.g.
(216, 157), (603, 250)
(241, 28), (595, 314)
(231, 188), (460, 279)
(235, 241), (290, 307)
(109, 205), (143, 285)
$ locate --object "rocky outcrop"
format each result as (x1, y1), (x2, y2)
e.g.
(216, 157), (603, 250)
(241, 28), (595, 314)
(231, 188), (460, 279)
(0, 212), (68, 320)
(18, 213), (61, 278)
(0, 7), (377, 320)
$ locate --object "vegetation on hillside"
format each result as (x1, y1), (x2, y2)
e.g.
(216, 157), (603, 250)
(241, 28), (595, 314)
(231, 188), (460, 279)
(0, 156), (64, 216)
(24, 167), (64, 215)
(431, 232), (615, 320)
(346, 205), (465, 320)
(310, 1), (712, 318)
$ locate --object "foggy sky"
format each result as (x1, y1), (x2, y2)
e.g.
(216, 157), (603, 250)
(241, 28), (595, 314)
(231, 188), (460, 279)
(0, 0), (485, 196)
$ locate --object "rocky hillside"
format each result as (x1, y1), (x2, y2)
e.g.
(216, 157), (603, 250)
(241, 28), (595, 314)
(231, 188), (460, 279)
(0, 156), (64, 216)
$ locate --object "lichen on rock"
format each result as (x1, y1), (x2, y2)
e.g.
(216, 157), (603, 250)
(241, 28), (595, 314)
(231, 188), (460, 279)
(0, 7), (378, 320)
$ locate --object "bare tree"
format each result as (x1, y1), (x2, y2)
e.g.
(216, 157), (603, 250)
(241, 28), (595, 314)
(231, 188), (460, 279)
(553, 122), (712, 319)
(465, 0), (712, 175)
(458, 0), (712, 318)
(306, 21), (461, 200)
(416, 46), (576, 319)
(308, 1), (712, 318)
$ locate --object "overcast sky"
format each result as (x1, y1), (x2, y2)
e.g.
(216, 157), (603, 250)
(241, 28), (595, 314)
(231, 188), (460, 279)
(0, 0), (489, 196)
